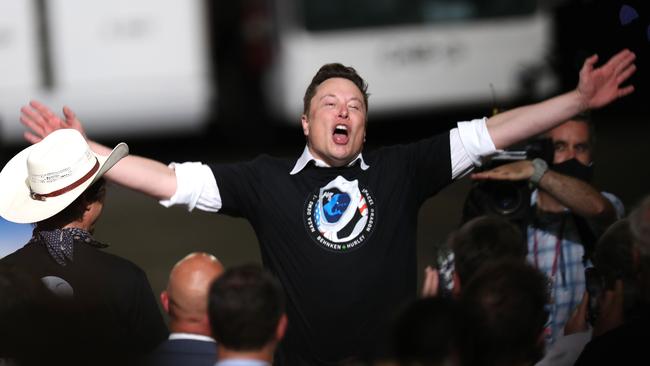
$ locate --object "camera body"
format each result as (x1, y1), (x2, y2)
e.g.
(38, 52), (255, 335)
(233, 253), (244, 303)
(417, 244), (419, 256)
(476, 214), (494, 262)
(461, 137), (554, 233)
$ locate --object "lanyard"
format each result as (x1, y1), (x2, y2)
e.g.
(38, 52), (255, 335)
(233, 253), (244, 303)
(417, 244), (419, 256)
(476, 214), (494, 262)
(533, 215), (567, 287)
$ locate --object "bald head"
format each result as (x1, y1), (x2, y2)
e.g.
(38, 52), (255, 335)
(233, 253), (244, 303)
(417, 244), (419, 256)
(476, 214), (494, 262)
(163, 252), (224, 333)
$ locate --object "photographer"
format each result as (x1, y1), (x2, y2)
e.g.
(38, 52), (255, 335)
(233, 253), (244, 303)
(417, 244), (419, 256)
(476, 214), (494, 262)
(471, 114), (624, 347)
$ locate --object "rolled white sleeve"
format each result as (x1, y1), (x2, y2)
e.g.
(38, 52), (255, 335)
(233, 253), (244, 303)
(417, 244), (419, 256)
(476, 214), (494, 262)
(450, 117), (499, 179)
(159, 162), (222, 212)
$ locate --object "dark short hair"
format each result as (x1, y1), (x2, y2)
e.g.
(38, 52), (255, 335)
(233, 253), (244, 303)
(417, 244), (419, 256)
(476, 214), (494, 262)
(628, 196), (650, 305)
(630, 195), (650, 256)
(208, 264), (285, 351)
(450, 215), (527, 285)
(570, 111), (596, 146)
(389, 296), (461, 365)
(35, 178), (107, 230)
(302, 63), (369, 116)
(594, 219), (636, 287)
(459, 260), (549, 366)
(544, 112), (596, 147)
(593, 218), (645, 320)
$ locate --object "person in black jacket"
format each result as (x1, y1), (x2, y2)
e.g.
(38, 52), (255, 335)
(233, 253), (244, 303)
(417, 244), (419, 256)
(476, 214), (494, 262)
(0, 129), (168, 366)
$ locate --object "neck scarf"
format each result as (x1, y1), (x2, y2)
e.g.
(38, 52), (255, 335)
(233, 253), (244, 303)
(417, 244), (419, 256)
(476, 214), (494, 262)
(32, 228), (108, 266)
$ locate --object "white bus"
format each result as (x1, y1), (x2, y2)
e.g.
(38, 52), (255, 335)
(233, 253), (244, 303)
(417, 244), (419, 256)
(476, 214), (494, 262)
(261, 0), (559, 123)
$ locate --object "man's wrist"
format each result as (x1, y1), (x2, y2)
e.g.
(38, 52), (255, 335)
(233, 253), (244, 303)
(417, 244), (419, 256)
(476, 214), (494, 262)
(530, 158), (548, 186)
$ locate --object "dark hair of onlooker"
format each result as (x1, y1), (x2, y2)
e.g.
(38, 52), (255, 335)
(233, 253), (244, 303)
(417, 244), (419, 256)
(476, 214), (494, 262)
(459, 260), (549, 366)
(540, 111), (595, 148)
(629, 196), (650, 305)
(302, 63), (369, 115)
(569, 111), (596, 147)
(450, 215), (527, 285)
(593, 219), (635, 285)
(34, 178), (107, 230)
(592, 218), (644, 320)
(388, 296), (461, 366)
(208, 264), (285, 351)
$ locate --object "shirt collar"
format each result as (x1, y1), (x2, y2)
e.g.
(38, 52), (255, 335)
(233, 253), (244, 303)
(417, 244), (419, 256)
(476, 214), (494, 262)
(289, 145), (369, 175)
(168, 332), (216, 343)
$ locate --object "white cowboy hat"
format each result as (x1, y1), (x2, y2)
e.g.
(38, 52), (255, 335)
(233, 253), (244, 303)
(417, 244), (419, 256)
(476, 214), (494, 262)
(0, 129), (128, 224)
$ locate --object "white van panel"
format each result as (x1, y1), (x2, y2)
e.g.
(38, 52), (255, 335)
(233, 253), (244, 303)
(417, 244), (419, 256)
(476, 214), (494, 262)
(266, 12), (556, 122)
(0, 0), (212, 144)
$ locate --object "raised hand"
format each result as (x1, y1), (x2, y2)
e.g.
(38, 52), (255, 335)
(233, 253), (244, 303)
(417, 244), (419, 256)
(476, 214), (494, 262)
(20, 100), (87, 144)
(577, 49), (636, 110)
(470, 160), (534, 181)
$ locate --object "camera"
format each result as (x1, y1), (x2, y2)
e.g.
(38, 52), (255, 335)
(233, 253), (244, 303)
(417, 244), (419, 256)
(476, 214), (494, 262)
(461, 137), (554, 233)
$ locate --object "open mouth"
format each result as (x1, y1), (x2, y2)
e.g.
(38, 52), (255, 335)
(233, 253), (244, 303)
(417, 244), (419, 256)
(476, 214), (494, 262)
(333, 124), (349, 145)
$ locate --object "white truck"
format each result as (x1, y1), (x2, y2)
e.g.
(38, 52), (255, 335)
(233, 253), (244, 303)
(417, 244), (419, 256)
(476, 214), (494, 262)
(261, 0), (559, 123)
(0, 0), (212, 144)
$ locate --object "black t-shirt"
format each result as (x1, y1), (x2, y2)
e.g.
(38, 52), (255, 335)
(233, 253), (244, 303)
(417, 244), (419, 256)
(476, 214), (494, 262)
(211, 133), (451, 365)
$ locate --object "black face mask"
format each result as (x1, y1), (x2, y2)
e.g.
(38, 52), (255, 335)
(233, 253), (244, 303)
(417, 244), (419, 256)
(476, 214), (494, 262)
(552, 158), (594, 182)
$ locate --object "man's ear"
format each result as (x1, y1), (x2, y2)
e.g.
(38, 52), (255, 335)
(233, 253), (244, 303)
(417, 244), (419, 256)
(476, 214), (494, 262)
(452, 271), (462, 298)
(276, 314), (288, 341)
(301, 115), (309, 137)
(160, 290), (170, 313)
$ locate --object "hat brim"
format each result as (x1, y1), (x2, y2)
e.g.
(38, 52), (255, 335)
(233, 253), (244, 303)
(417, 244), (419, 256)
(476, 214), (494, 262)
(0, 142), (128, 224)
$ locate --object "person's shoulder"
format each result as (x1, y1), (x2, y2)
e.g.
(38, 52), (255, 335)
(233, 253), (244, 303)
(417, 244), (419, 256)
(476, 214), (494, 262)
(365, 131), (451, 161)
(0, 241), (41, 264)
(254, 153), (293, 165)
(600, 191), (621, 201)
(600, 191), (625, 217)
(246, 153), (296, 174)
(148, 338), (217, 363)
(211, 153), (293, 171)
(76, 245), (146, 276)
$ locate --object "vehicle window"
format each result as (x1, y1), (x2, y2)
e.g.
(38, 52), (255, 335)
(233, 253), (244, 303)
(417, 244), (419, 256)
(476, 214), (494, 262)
(301, 0), (537, 31)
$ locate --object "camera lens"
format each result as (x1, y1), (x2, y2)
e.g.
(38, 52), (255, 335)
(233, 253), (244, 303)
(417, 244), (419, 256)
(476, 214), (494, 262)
(488, 182), (523, 215)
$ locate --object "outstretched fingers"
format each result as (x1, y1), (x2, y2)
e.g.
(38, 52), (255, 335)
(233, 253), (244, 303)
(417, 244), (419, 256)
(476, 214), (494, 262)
(617, 63), (637, 85)
(23, 131), (43, 144)
(618, 84), (635, 99)
(19, 103), (63, 141)
(20, 100), (89, 145)
(610, 49), (635, 73)
(580, 49), (637, 109)
(20, 106), (46, 139)
(29, 100), (64, 128)
(62, 105), (86, 136)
